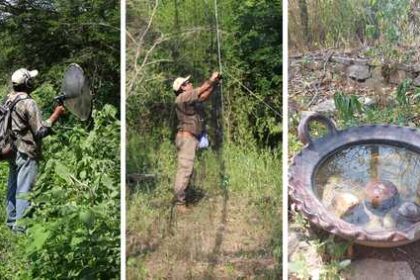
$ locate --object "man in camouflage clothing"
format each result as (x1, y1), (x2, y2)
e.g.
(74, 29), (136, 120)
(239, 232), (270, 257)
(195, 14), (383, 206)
(172, 71), (221, 209)
(6, 68), (64, 231)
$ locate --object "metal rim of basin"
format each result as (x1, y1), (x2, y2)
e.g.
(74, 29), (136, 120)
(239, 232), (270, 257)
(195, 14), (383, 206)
(289, 112), (420, 247)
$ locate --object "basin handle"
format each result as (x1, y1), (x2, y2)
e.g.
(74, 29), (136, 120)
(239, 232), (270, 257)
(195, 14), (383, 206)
(298, 113), (337, 146)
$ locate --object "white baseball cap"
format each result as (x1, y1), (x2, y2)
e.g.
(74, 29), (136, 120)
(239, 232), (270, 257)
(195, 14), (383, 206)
(11, 68), (39, 85)
(172, 75), (191, 92)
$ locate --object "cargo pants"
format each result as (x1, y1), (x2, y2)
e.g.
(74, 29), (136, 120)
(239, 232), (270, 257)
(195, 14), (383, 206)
(174, 135), (198, 203)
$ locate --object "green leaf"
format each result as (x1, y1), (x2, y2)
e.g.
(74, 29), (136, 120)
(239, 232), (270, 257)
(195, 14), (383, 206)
(26, 224), (50, 254)
(55, 161), (72, 184)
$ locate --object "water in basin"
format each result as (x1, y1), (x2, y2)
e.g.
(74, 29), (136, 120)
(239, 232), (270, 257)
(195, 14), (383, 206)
(314, 143), (420, 231)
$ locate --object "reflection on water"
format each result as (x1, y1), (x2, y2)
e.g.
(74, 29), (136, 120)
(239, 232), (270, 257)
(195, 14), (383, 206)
(314, 144), (420, 231)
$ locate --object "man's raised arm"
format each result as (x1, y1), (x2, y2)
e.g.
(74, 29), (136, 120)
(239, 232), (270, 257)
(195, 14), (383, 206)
(197, 72), (221, 101)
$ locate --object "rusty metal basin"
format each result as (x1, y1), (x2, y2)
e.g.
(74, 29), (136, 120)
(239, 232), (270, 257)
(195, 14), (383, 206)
(289, 112), (420, 247)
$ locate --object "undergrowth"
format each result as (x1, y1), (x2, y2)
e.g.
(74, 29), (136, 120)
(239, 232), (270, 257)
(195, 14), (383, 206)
(127, 133), (281, 279)
(0, 105), (120, 279)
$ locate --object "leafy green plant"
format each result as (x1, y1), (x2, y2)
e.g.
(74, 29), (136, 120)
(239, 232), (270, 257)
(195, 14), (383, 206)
(24, 106), (120, 279)
(334, 91), (362, 125)
(395, 79), (411, 106)
(414, 88), (420, 101)
(0, 106), (120, 279)
(289, 253), (311, 279)
(320, 259), (351, 280)
(0, 1), (120, 278)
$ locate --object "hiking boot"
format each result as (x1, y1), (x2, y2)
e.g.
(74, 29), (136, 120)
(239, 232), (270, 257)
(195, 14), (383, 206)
(185, 186), (205, 204)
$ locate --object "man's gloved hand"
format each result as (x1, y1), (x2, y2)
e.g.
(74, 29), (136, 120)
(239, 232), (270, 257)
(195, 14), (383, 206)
(210, 71), (222, 82)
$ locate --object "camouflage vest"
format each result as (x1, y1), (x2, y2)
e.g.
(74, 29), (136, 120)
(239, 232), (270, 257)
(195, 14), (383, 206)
(175, 90), (204, 137)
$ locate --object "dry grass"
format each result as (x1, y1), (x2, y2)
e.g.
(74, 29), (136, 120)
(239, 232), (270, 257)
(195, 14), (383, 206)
(127, 142), (281, 279)
(128, 195), (275, 279)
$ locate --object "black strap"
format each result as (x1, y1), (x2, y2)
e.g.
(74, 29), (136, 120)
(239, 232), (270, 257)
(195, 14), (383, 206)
(6, 95), (31, 132)
(7, 95), (31, 110)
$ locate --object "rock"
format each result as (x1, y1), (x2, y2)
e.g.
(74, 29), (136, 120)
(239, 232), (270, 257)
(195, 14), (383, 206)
(413, 75), (420, 87)
(332, 56), (353, 65)
(346, 259), (415, 280)
(389, 69), (408, 85)
(396, 63), (412, 72)
(310, 99), (336, 115)
(370, 66), (385, 82)
(348, 64), (371, 81)
(397, 202), (420, 222)
(364, 180), (399, 210)
(353, 58), (370, 65)
(332, 62), (347, 74)
(342, 203), (370, 226)
(330, 192), (360, 217)
(413, 64), (420, 73)
(358, 96), (376, 107)
(364, 97), (376, 106)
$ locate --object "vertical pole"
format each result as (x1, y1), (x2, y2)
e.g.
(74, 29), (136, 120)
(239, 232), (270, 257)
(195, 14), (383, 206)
(207, 3), (229, 275)
(213, 0), (223, 151)
(214, 0), (223, 112)
(214, 0), (223, 75)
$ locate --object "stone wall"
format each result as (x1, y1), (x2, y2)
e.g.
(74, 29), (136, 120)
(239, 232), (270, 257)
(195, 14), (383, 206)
(290, 53), (420, 87)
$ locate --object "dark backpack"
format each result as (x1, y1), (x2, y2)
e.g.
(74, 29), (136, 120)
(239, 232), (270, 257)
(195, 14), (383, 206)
(0, 95), (29, 159)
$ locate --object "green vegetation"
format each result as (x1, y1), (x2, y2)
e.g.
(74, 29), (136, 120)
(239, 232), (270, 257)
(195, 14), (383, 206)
(332, 80), (418, 129)
(333, 92), (363, 125)
(127, 0), (281, 278)
(0, 1), (120, 279)
(289, 0), (419, 61)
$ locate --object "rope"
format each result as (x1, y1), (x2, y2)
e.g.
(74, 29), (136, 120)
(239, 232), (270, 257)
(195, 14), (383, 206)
(223, 70), (282, 118)
(212, 1), (280, 119)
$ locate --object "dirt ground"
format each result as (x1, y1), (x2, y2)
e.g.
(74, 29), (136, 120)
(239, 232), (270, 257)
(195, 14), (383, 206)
(354, 242), (420, 277)
(127, 190), (278, 279)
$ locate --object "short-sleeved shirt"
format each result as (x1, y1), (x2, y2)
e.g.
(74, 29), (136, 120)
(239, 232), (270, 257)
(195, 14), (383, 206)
(7, 92), (52, 159)
(175, 89), (205, 137)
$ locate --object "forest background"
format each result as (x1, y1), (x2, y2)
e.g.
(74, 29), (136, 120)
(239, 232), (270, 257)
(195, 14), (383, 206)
(126, 0), (282, 279)
(0, 1), (120, 279)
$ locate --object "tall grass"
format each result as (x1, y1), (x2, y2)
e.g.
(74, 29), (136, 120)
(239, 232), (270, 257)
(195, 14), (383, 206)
(289, 0), (418, 52)
(126, 132), (282, 278)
